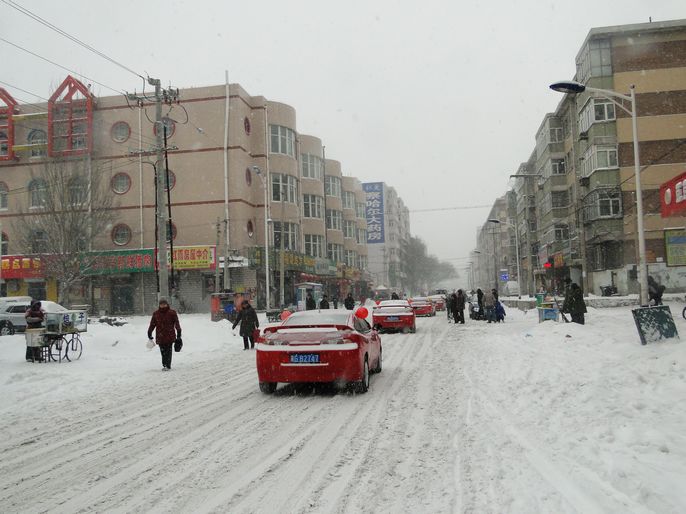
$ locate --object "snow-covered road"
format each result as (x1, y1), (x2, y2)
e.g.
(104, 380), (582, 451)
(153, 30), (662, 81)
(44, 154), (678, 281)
(1, 307), (685, 513)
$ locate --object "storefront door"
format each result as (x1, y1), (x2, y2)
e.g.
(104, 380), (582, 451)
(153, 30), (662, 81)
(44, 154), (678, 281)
(112, 284), (134, 314)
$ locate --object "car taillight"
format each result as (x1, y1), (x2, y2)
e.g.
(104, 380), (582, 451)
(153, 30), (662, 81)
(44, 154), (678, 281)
(321, 337), (345, 345)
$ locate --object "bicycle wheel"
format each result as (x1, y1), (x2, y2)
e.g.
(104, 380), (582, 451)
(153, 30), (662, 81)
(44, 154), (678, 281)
(682, 306), (686, 320)
(49, 338), (64, 362)
(64, 334), (83, 361)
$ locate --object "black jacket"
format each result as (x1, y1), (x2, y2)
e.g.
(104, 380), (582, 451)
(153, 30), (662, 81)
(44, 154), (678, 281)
(319, 299), (330, 309)
(344, 296), (355, 310)
(562, 287), (587, 315)
(232, 306), (259, 337)
(306, 297), (316, 310)
(455, 293), (465, 311)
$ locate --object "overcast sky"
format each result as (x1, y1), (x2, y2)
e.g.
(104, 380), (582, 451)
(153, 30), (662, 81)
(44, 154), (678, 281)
(2, 0), (685, 274)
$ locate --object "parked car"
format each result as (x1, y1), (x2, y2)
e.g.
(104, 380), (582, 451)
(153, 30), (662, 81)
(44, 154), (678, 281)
(0, 300), (68, 335)
(409, 297), (436, 317)
(372, 300), (416, 333)
(255, 309), (382, 394)
(428, 294), (446, 311)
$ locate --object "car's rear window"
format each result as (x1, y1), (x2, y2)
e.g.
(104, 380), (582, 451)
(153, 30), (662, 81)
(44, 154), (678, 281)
(283, 311), (351, 326)
(376, 306), (412, 314)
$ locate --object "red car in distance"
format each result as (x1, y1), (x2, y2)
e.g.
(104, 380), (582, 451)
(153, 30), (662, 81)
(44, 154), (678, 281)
(409, 297), (436, 317)
(429, 295), (446, 311)
(372, 300), (416, 333)
(256, 309), (381, 394)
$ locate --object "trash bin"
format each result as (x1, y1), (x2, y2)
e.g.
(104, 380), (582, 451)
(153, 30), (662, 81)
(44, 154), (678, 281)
(535, 293), (545, 307)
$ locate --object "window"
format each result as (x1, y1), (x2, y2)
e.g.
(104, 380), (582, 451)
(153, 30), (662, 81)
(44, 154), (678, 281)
(28, 179), (47, 208)
(69, 177), (87, 206)
(272, 173), (298, 203)
(0, 182), (7, 210)
(345, 250), (356, 267)
(301, 154), (322, 179)
(582, 145), (618, 177)
(273, 222), (299, 251)
(269, 125), (295, 157)
(343, 191), (356, 210)
(245, 167), (252, 186)
(327, 243), (344, 263)
(551, 190), (569, 208)
(111, 121), (130, 143)
(28, 129), (47, 157)
(1, 232), (7, 255)
(112, 224), (131, 246)
(111, 173), (131, 194)
(356, 228), (367, 244)
(326, 209), (342, 230)
(30, 229), (47, 253)
(356, 202), (366, 218)
(154, 117), (175, 138)
(551, 158), (566, 175)
(576, 38), (612, 83)
(0, 130), (7, 157)
(549, 127), (563, 143)
(357, 254), (367, 270)
(303, 194), (324, 218)
(247, 220), (254, 238)
(579, 98), (616, 133)
(583, 188), (622, 222)
(325, 175), (341, 198)
(344, 219), (356, 238)
(554, 224), (569, 241)
(304, 234), (324, 257)
(244, 117), (251, 135)
(163, 170), (176, 191)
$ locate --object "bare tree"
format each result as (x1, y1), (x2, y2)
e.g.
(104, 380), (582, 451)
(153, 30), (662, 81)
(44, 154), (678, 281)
(13, 157), (115, 305)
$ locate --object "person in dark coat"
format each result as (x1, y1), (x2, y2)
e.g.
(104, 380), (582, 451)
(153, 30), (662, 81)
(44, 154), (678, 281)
(344, 293), (355, 310)
(232, 300), (259, 350)
(476, 289), (484, 318)
(305, 293), (316, 311)
(453, 290), (465, 324)
(147, 298), (182, 370)
(562, 283), (587, 325)
(648, 276), (665, 306)
(391, 292), (400, 300)
(492, 288), (499, 302)
(332, 297), (339, 309)
(319, 295), (330, 309)
(446, 293), (455, 321)
(25, 300), (45, 362)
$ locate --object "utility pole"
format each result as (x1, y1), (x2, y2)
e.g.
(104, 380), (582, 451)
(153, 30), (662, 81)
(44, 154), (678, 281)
(214, 218), (221, 293)
(280, 184), (285, 307)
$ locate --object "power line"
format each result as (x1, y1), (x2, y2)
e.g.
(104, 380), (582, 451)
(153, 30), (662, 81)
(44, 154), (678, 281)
(409, 204), (492, 213)
(0, 36), (125, 95)
(1, 0), (145, 80)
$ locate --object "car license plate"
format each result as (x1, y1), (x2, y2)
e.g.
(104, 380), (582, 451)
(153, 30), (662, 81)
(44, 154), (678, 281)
(290, 353), (320, 364)
(386, 316), (399, 321)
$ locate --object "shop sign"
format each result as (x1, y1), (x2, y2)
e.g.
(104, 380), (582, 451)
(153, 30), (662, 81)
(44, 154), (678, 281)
(363, 182), (385, 244)
(251, 247), (316, 273)
(169, 245), (216, 270)
(1, 255), (43, 279)
(85, 249), (155, 275)
(554, 252), (564, 267)
(314, 258), (330, 275)
(664, 229), (686, 266)
(660, 170), (686, 217)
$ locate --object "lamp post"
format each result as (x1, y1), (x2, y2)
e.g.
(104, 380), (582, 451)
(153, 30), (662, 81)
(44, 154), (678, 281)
(251, 166), (270, 310)
(488, 218), (521, 297)
(490, 224), (498, 293)
(550, 80), (647, 305)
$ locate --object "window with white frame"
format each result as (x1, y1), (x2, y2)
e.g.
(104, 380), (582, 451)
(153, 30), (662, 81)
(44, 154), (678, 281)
(0, 182), (7, 210)
(68, 177), (88, 206)
(324, 175), (341, 198)
(343, 191), (355, 210)
(357, 254), (367, 270)
(327, 243), (344, 263)
(303, 194), (324, 218)
(583, 188), (622, 221)
(271, 173), (298, 203)
(579, 98), (616, 133)
(301, 153), (322, 179)
(30, 229), (48, 253)
(273, 221), (299, 251)
(356, 202), (366, 218)
(269, 125), (295, 157)
(576, 38), (612, 83)
(28, 179), (47, 208)
(551, 158), (566, 175)
(326, 209), (342, 230)
(345, 250), (356, 267)
(343, 219), (356, 239)
(582, 145), (618, 177)
(549, 127), (563, 143)
(304, 234), (324, 258)
(554, 224), (569, 241)
(356, 228), (367, 244)
(28, 129), (47, 157)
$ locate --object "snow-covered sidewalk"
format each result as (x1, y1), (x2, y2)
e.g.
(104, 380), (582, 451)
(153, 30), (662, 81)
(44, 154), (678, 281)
(0, 307), (684, 512)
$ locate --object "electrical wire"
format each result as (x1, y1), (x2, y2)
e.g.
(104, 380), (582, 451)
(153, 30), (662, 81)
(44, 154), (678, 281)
(1, 0), (145, 80)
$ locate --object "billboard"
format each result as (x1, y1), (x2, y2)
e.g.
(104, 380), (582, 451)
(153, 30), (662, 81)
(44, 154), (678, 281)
(664, 229), (686, 266)
(660, 170), (686, 217)
(363, 182), (385, 244)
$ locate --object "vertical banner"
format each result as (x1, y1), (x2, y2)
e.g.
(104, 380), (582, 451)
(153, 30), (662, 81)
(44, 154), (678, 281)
(363, 182), (385, 244)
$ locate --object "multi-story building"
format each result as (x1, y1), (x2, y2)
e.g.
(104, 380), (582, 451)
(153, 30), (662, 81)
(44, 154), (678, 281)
(476, 18), (686, 296)
(363, 182), (410, 295)
(0, 77), (373, 312)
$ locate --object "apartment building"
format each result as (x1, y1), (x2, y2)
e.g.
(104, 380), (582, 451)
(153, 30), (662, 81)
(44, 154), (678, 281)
(0, 77), (373, 312)
(477, 18), (686, 296)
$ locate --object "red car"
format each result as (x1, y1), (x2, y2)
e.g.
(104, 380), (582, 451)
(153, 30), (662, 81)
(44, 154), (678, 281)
(429, 295), (446, 311)
(409, 297), (436, 317)
(256, 309), (382, 394)
(372, 300), (416, 333)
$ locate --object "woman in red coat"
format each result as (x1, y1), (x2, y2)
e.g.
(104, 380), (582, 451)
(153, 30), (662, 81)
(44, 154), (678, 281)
(147, 298), (182, 370)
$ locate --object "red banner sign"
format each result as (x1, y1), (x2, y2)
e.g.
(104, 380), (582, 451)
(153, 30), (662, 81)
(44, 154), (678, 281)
(1, 255), (43, 279)
(660, 171), (686, 217)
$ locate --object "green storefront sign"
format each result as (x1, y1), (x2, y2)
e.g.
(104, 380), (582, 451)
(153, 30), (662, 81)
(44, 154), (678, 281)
(249, 247), (319, 274)
(83, 249), (155, 275)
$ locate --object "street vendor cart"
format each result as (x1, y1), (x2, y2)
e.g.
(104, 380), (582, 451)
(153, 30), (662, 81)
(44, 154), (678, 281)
(25, 310), (88, 363)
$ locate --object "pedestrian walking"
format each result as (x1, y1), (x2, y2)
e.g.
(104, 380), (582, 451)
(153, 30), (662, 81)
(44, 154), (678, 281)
(147, 298), (182, 370)
(319, 295), (330, 309)
(344, 293), (355, 310)
(562, 283), (587, 325)
(483, 289), (496, 323)
(454, 290), (466, 324)
(232, 300), (260, 349)
(306, 292), (316, 311)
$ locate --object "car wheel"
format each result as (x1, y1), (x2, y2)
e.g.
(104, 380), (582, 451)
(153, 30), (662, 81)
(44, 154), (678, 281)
(410, 323), (416, 333)
(354, 357), (370, 393)
(259, 382), (277, 394)
(0, 321), (15, 336)
(373, 348), (382, 373)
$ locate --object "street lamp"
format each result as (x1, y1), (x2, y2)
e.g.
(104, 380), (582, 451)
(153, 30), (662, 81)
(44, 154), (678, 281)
(550, 80), (648, 305)
(251, 166), (271, 310)
(488, 218), (521, 297)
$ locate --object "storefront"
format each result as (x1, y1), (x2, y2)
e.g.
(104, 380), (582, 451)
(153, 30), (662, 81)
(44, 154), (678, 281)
(1, 255), (58, 301)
